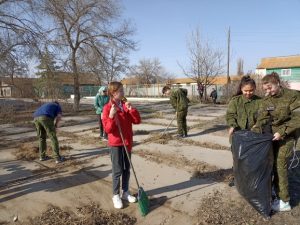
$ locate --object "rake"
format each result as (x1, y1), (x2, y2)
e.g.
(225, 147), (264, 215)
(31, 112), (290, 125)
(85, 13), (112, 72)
(115, 115), (150, 216)
(161, 114), (176, 136)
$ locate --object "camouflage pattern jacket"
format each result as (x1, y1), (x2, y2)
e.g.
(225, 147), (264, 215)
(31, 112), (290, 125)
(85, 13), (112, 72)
(226, 95), (261, 130)
(253, 88), (300, 138)
(170, 88), (189, 112)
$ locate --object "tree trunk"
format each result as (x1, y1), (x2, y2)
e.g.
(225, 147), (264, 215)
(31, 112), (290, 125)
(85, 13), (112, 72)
(72, 51), (80, 111)
(73, 74), (80, 111)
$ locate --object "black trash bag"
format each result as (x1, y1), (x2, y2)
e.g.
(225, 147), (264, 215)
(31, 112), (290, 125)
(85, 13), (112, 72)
(232, 130), (273, 217)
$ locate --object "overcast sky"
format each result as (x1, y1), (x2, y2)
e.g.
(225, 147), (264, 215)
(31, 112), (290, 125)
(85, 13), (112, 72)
(121, 0), (300, 77)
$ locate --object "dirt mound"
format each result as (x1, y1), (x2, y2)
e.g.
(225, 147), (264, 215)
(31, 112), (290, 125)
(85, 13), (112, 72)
(196, 190), (300, 225)
(143, 133), (174, 144)
(14, 142), (73, 160)
(196, 190), (268, 225)
(25, 203), (136, 225)
(181, 139), (229, 150)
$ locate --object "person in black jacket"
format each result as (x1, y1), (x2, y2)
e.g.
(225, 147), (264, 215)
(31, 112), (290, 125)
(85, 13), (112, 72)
(210, 88), (218, 104)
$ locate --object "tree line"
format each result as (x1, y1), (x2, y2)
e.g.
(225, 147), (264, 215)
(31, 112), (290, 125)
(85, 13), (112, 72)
(1, 0), (231, 109)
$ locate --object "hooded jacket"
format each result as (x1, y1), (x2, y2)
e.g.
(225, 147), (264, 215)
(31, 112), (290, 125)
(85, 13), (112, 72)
(94, 86), (109, 115)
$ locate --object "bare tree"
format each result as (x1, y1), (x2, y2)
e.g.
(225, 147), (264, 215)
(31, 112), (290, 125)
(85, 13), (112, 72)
(128, 58), (167, 84)
(0, 0), (41, 81)
(32, 0), (136, 111)
(237, 58), (244, 76)
(82, 38), (130, 85)
(178, 28), (224, 100)
(0, 50), (29, 80)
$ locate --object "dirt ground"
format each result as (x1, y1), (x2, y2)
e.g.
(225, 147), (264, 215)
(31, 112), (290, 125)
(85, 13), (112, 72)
(0, 98), (300, 225)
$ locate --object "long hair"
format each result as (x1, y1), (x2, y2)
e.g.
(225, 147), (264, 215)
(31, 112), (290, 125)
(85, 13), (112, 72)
(162, 85), (171, 94)
(108, 81), (123, 99)
(234, 75), (256, 96)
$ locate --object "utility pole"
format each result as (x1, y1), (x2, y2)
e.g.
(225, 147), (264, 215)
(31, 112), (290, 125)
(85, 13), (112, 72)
(226, 27), (231, 99)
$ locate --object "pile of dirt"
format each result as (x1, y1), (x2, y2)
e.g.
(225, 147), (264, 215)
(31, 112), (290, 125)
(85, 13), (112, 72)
(25, 203), (136, 225)
(14, 143), (73, 160)
(196, 190), (300, 225)
(181, 139), (229, 150)
(196, 190), (268, 225)
(191, 165), (233, 183)
(143, 133), (174, 144)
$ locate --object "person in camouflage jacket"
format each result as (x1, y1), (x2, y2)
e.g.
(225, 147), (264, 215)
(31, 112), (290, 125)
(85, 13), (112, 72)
(162, 86), (189, 137)
(226, 75), (261, 187)
(226, 75), (261, 136)
(252, 72), (300, 212)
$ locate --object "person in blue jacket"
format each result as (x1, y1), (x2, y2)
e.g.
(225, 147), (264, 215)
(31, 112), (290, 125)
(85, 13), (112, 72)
(33, 101), (64, 163)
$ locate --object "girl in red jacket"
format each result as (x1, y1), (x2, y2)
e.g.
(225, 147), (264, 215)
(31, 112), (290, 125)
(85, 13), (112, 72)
(102, 81), (141, 209)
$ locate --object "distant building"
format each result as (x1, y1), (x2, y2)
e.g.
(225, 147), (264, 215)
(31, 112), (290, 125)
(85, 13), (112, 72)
(54, 72), (100, 97)
(256, 55), (300, 90)
(121, 75), (242, 97)
(0, 72), (101, 98)
(0, 77), (35, 98)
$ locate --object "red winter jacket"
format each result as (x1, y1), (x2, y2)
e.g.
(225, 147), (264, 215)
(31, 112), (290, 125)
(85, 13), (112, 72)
(102, 100), (141, 151)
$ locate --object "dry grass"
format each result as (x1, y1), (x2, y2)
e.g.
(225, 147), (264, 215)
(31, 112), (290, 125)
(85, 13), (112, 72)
(180, 139), (230, 150)
(14, 143), (73, 160)
(196, 189), (300, 225)
(25, 203), (136, 225)
(142, 133), (174, 144)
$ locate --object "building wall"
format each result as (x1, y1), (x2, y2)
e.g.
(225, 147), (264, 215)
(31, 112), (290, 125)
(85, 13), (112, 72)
(0, 80), (12, 97)
(62, 84), (99, 97)
(265, 68), (300, 90)
(123, 83), (221, 99)
(266, 67), (300, 82)
(255, 69), (266, 76)
(0, 87), (12, 97)
(289, 82), (300, 90)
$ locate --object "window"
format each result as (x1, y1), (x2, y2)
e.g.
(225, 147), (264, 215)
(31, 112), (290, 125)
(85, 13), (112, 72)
(281, 69), (291, 76)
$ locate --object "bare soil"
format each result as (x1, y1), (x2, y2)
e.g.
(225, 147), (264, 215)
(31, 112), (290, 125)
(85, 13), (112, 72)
(1, 99), (299, 225)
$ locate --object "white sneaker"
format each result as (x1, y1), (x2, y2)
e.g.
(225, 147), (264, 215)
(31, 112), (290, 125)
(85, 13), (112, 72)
(112, 194), (123, 209)
(122, 191), (137, 203)
(272, 199), (291, 212)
